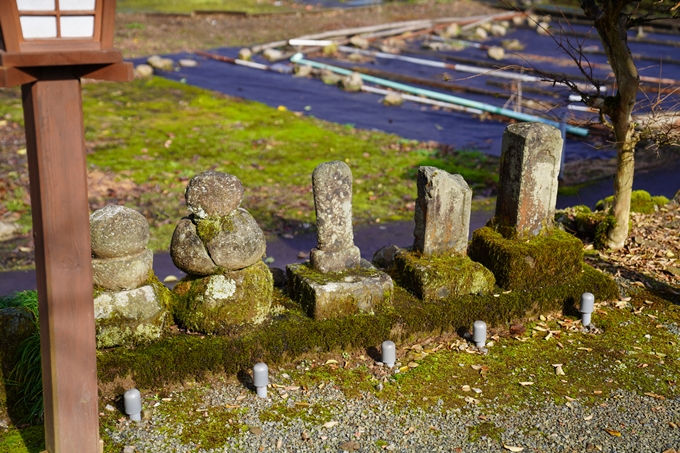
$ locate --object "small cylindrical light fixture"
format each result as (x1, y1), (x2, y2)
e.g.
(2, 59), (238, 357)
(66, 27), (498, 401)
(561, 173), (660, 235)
(124, 388), (142, 422)
(381, 340), (396, 368)
(253, 362), (269, 398)
(580, 292), (595, 326)
(473, 320), (487, 349)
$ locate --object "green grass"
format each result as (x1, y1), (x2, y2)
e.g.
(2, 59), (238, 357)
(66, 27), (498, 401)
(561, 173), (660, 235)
(0, 292), (42, 425)
(116, 0), (295, 14)
(0, 77), (498, 254)
(1, 75), (501, 257)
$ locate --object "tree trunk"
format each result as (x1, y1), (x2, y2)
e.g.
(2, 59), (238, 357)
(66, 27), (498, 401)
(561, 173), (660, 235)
(589, 3), (640, 249)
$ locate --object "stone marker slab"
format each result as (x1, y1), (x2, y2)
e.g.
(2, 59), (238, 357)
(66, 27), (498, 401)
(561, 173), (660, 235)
(394, 249), (495, 301)
(494, 123), (562, 238)
(310, 161), (361, 273)
(413, 167), (472, 255)
(287, 259), (393, 320)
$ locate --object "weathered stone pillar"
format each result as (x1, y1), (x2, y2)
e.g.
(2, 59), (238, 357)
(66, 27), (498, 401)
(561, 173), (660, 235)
(494, 123), (563, 238)
(389, 167), (494, 301)
(310, 161), (361, 273)
(413, 166), (472, 255)
(287, 161), (393, 320)
(468, 123), (583, 290)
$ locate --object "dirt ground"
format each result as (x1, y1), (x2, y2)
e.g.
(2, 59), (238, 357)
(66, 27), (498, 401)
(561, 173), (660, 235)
(113, 1), (501, 58)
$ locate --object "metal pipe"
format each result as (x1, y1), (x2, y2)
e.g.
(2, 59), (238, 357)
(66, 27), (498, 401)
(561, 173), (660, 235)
(291, 53), (590, 136)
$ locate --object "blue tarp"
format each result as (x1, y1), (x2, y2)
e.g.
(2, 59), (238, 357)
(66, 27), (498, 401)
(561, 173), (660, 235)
(136, 22), (679, 161)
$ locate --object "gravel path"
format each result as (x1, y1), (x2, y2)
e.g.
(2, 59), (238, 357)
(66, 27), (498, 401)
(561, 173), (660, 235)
(108, 382), (680, 452)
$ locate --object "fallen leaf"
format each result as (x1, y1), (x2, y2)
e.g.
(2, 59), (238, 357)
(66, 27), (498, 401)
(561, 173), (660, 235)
(324, 359), (338, 365)
(461, 385), (471, 392)
(584, 414), (593, 421)
(604, 428), (621, 437)
(577, 347), (593, 352)
(644, 392), (666, 400)
(519, 381), (534, 386)
(503, 445), (524, 452)
(163, 275), (178, 283)
(323, 421), (339, 428)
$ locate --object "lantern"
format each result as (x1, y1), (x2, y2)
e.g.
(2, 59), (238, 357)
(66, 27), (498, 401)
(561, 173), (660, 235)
(0, 1), (131, 452)
(0, 0), (131, 87)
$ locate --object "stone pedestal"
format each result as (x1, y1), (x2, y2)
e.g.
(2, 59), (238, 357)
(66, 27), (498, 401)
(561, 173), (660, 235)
(172, 260), (273, 334)
(286, 260), (393, 320)
(468, 227), (583, 290)
(394, 249), (495, 301)
(94, 283), (171, 348)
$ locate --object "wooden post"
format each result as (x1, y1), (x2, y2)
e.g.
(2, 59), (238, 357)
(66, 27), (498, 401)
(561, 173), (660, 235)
(22, 69), (100, 453)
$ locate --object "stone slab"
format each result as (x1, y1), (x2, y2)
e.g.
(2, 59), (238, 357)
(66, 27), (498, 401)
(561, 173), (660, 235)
(494, 123), (562, 238)
(394, 250), (495, 301)
(286, 259), (393, 320)
(413, 167), (472, 255)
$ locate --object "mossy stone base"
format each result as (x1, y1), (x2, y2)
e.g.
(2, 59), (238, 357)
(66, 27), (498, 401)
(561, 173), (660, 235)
(173, 260), (273, 334)
(468, 226), (583, 290)
(0, 308), (36, 417)
(286, 259), (393, 320)
(394, 250), (495, 301)
(94, 280), (172, 349)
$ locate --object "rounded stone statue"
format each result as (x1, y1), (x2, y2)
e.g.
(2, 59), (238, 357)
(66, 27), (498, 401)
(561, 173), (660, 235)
(171, 171), (266, 275)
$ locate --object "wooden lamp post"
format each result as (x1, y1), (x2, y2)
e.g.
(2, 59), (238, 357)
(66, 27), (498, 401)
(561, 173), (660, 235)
(0, 1), (132, 452)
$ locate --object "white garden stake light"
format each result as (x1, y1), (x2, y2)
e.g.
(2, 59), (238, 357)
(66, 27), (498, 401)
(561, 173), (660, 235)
(253, 362), (269, 398)
(381, 340), (396, 368)
(124, 388), (142, 422)
(473, 320), (487, 349)
(580, 292), (595, 326)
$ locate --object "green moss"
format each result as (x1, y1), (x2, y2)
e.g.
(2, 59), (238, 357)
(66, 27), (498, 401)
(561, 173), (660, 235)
(378, 291), (679, 413)
(172, 261), (273, 334)
(468, 422), (504, 443)
(195, 215), (235, 244)
(96, 265), (617, 391)
(555, 206), (616, 250)
(0, 425), (44, 453)
(468, 227), (583, 291)
(394, 251), (495, 300)
(258, 401), (335, 426)
(595, 190), (670, 214)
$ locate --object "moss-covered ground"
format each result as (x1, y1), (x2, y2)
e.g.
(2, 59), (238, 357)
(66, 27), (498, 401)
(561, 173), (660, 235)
(117, 0), (294, 14)
(4, 282), (680, 451)
(0, 77), (499, 259)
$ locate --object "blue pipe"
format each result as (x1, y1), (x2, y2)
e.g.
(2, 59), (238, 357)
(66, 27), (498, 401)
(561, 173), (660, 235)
(290, 53), (589, 137)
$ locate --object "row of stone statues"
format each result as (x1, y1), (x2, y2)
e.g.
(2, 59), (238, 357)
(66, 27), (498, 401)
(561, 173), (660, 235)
(91, 122), (580, 347)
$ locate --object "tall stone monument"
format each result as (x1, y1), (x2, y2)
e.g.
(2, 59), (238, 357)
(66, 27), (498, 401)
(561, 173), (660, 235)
(492, 122), (562, 238)
(468, 123), (583, 290)
(310, 162), (362, 273)
(287, 161), (393, 320)
(391, 167), (495, 301)
(170, 171), (273, 334)
(91, 205), (171, 348)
